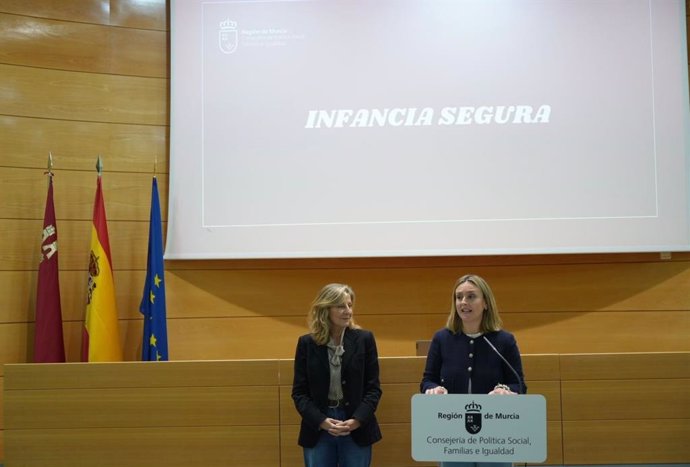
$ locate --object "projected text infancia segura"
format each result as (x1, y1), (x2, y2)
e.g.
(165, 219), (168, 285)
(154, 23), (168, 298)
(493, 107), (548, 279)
(304, 105), (551, 128)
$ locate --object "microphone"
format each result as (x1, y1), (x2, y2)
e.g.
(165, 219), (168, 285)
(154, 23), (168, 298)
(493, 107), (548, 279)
(482, 335), (525, 394)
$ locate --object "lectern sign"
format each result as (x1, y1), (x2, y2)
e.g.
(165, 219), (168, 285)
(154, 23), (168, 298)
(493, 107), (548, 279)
(411, 394), (547, 463)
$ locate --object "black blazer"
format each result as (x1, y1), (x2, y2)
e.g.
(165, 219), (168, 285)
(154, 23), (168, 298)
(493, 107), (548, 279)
(291, 328), (383, 448)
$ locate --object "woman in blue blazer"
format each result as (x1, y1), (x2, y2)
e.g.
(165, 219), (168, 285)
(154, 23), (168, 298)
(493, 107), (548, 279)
(292, 283), (382, 467)
(421, 274), (526, 467)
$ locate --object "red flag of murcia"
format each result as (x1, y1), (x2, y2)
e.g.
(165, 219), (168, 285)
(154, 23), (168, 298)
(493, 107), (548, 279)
(34, 175), (66, 363)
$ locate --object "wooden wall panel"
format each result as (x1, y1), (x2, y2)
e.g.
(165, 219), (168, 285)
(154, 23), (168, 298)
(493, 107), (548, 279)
(507, 310), (690, 353)
(0, 0), (110, 24)
(378, 356), (428, 384)
(562, 379), (690, 420)
(379, 383), (427, 423)
(168, 314), (688, 362)
(2, 274), (690, 369)
(521, 354), (560, 380)
(0, 376), (3, 429)
(0, 271), (36, 323)
(3, 358), (578, 467)
(5, 426), (280, 467)
(278, 357), (294, 385)
(0, 0), (167, 30)
(491, 261), (690, 312)
(280, 424), (306, 467)
(4, 359), (280, 389)
(162, 315), (439, 359)
(0, 219), (149, 270)
(164, 258), (690, 312)
(562, 420), (690, 464)
(528, 381), (561, 420)
(0, 64), (166, 125)
(0, 270), (148, 324)
(0, 13), (167, 77)
(558, 352), (690, 464)
(560, 351), (690, 380)
(4, 296), (690, 369)
(1, 167), (168, 221)
(279, 385), (296, 426)
(0, 324), (32, 373)
(540, 421), (563, 465)
(3, 359), (281, 466)
(155, 316), (308, 360)
(498, 422), (568, 465)
(0, 321), (139, 366)
(110, 0), (168, 30)
(6, 386), (278, 428)
(0, 116), (168, 172)
(159, 260), (690, 340)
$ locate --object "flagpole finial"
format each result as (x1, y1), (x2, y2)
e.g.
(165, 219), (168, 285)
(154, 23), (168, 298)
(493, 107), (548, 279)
(46, 152), (54, 177)
(154, 156), (157, 178)
(96, 155), (103, 176)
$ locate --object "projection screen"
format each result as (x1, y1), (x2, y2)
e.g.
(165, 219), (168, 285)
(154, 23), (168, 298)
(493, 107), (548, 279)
(168, 0), (690, 259)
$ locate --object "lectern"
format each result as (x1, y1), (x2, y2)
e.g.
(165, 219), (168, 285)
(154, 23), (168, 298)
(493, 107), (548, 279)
(411, 394), (547, 463)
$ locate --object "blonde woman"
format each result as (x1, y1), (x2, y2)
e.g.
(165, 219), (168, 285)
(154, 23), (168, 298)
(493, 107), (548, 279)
(292, 283), (382, 467)
(421, 274), (526, 467)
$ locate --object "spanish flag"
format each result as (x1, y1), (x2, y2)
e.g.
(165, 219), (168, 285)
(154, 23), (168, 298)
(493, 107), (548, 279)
(82, 172), (123, 362)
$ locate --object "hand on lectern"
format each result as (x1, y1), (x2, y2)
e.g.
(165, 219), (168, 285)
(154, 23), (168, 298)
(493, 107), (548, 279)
(489, 383), (516, 395)
(425, 386), (448, 395)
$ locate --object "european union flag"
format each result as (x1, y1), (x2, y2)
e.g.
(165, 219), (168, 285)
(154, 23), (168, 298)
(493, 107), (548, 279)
(139, 177), (168, 361)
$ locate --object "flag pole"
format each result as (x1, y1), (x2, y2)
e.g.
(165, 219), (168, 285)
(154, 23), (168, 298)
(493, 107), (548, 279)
(45, 152), (54, 186)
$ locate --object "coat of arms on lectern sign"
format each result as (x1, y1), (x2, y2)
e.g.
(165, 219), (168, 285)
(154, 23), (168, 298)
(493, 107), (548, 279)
(465, 400), (482, 434)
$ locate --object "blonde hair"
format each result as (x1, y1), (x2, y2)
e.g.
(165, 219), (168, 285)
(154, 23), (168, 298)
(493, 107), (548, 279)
(445, 274), (503, 334)
(308, 283), (360, 345)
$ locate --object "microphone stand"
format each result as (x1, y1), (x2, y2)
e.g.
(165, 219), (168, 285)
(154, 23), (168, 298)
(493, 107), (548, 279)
(482, 335), (525, 394)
